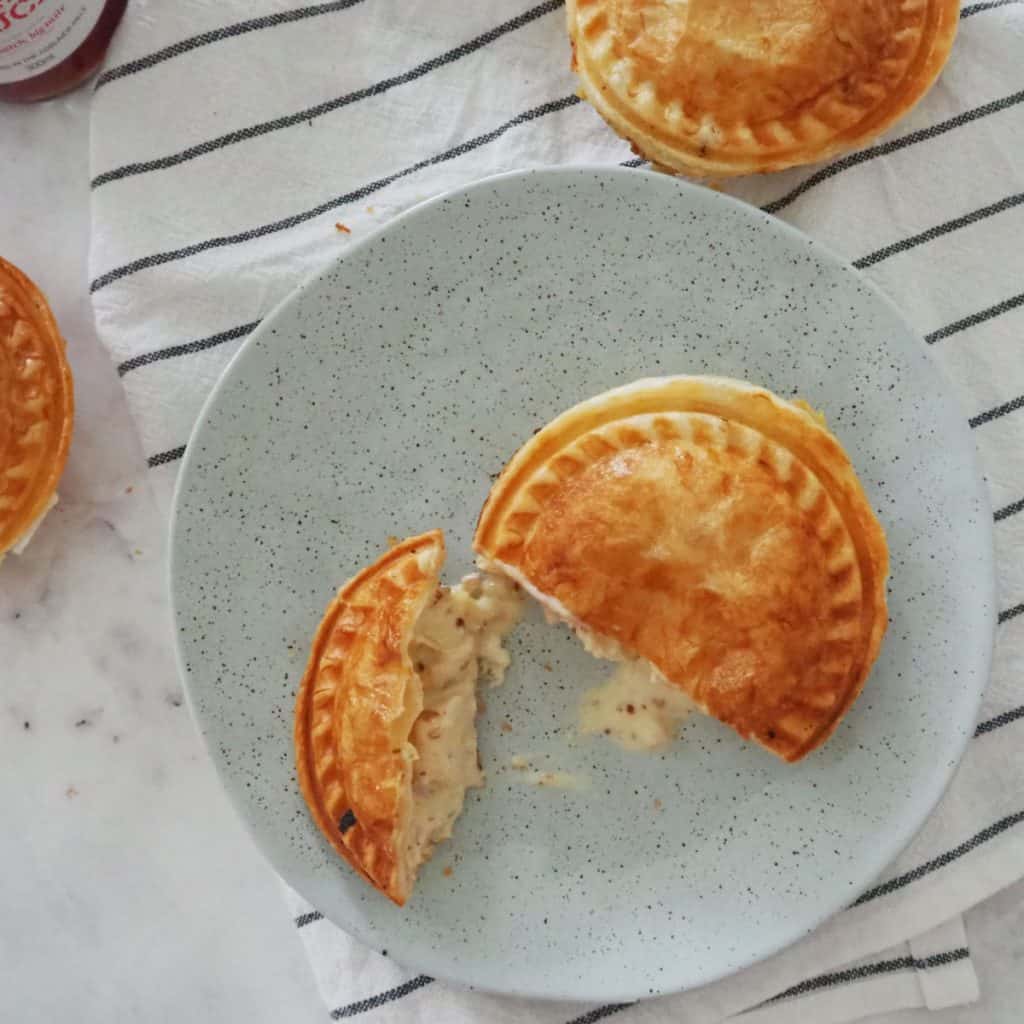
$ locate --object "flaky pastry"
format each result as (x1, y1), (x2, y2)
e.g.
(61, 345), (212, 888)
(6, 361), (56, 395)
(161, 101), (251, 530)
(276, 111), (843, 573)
(475, 376), (889, 762)
(566, 0), (960, 177)
(294, 531), (522, 904)
(0, 258), (73, 559)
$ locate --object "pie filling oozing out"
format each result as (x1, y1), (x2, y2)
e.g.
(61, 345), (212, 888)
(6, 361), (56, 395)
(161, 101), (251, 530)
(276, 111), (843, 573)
(293, 531), (523, 905)
(579, 660), (699, 751)
(403, 573), (522, 876)
(475, 554), (700, 752)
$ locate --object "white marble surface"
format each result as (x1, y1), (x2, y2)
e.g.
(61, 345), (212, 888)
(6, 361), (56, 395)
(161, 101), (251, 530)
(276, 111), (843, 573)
(0, 89), (1021, 1024)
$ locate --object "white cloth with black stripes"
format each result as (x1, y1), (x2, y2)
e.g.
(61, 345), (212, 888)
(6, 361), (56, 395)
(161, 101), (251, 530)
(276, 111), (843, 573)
(88, 1), (1024, 1021)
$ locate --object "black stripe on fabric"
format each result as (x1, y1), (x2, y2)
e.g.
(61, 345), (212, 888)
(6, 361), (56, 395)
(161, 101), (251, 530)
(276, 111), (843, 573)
(95, 0), (369, 90)
(962, 0), (1024, 15)
(994, 496), (1024, 522)
(920, 947), (974, 968)
(294, 910), (323, 928)
(329, 975), (433, 1020)
(999, 603), (1024, 625)
(90, 94), (581, 294)
(927, 291), (1024, 345)
(853, 810), (1024, 906)
(975, 705), (1024, 736)
(855, 193), (1024, 270)
(969, 393), (1024, 428)
(764, 948), (970, 1005)
(91, 0), (565, 188)
(147, 445), (186, 468)
(118, 320), (260, 377)
(762, 89), (1024, 216)
(564, 1004), (631, 1024)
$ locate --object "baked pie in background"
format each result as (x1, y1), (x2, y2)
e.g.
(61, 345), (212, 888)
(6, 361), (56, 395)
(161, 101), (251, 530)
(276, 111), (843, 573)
(293, 530), (522, 905)
(475, 376), (889, 763)
(0, 257), (74, 561)
(566, 0), (961, 177)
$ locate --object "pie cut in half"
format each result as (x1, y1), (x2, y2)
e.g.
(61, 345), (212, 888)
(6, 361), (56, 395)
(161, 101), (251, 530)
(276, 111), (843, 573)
(566, 0), (960, 177)
(0, 257), (73, 560)
(294, 530), (522, 904)
(474, 376), (889, 763)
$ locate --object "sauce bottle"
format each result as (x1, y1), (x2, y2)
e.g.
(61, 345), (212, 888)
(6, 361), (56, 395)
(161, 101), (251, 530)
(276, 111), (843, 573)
(0, 0), (127, 103)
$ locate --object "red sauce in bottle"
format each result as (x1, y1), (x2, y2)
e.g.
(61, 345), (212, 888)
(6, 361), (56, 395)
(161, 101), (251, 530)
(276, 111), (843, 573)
(0, 0), (127, 103)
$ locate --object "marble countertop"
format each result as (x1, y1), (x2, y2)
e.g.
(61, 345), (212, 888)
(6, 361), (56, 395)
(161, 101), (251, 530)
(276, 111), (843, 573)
(1, 91), (1021, 1024)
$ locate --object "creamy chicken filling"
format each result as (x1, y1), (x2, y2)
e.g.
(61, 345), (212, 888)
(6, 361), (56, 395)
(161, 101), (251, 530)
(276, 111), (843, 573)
(578, 659), (697, 751)
(404, 573), (522, 872)
(477, 556), (700, 754)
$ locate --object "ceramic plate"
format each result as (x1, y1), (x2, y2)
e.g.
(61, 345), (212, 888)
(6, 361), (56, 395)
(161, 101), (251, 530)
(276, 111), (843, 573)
(170, 168), (994, 1002)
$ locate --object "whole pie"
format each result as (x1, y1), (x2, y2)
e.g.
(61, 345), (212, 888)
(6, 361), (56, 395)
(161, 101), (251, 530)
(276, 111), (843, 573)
(293, 531), (522, 904)
(474, 376), (889, 762)
(0, 258), (73, 559)
(566, 0), (961, 177)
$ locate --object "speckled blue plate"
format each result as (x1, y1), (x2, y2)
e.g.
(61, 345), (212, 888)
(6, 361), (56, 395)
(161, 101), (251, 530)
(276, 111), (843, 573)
(170, 167), (994, 1002)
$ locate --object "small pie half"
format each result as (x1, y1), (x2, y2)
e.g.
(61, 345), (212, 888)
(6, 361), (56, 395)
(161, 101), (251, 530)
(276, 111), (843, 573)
(566, 0), (961, 177)
(474, 376), (889, 762)
(294, 530), (522, 904)
(0, 258), (73, 558)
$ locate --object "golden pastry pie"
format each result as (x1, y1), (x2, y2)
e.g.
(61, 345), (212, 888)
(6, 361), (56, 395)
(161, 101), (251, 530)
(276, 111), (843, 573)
(0, 258), (73, 559)
(566, 0), (960, 177)
(294, 531), (522, 904)
(474, 376), (889, 762)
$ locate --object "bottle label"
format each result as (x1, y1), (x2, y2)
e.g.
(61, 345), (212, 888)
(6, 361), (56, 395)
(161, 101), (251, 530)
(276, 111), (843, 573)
(0, 1), (106, 84)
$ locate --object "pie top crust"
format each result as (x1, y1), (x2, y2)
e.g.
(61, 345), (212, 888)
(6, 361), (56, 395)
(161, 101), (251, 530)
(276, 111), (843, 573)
(474, 376), (889, 762)
(567, 0), (960, 177)
(0, 258), (73, 557)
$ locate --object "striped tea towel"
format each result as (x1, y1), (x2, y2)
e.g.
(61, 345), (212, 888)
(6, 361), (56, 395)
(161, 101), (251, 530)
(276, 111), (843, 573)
(89, 2), (1024, 1021)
